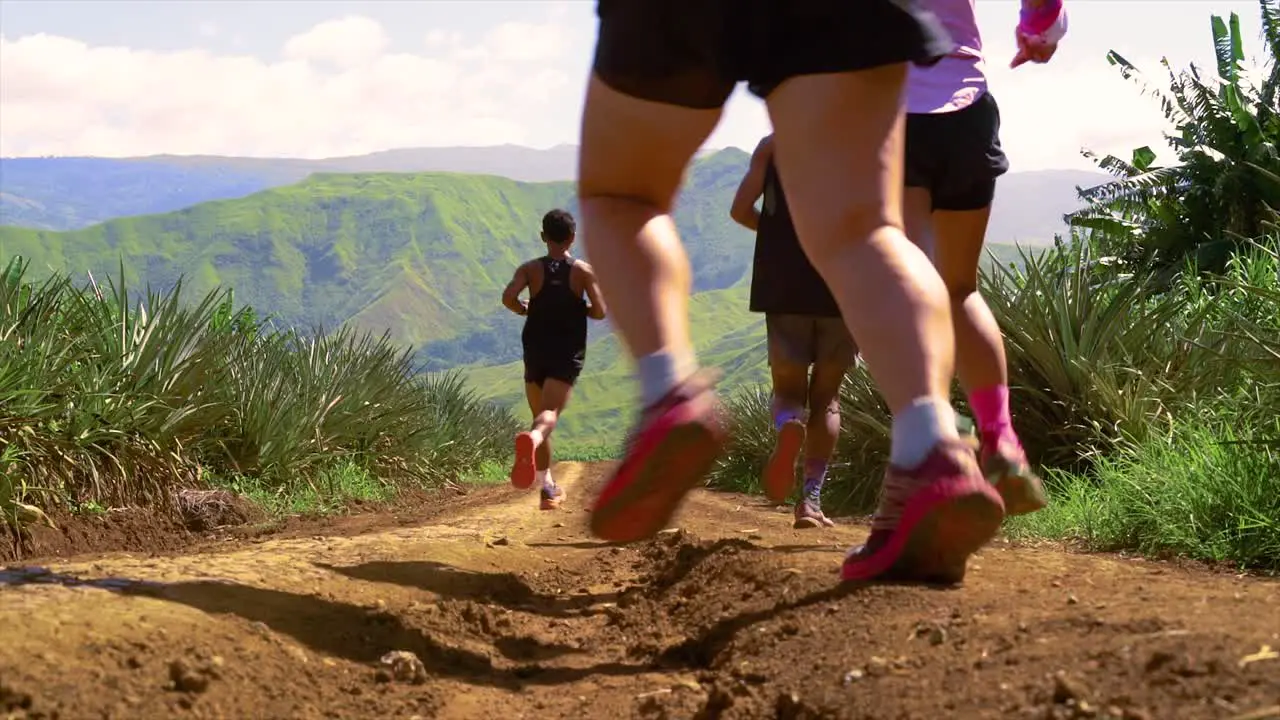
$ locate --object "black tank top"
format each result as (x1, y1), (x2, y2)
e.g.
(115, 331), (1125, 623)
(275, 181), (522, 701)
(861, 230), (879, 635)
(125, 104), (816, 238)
(748, 160), (842, 317)
(521, 256), (588, 355)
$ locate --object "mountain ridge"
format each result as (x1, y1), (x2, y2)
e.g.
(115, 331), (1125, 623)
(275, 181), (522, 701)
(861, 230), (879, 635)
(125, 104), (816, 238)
(2, 144), (1107, 241)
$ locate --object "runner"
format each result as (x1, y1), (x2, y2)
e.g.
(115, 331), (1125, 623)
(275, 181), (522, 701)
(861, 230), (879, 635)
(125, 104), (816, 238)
(899, 0), (1067, 517)
(730, 134), (859, 529)
(579, 0), (1008, 584)
(504, 209), (607, 510)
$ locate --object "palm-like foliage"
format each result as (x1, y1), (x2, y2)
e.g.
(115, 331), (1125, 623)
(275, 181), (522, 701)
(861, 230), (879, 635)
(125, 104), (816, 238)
(1068, 0), (1280, 275)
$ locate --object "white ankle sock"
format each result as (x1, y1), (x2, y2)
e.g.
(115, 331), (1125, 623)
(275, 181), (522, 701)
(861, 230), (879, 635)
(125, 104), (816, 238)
(535, 469), (551, 488)
(889, 397), (959, 468)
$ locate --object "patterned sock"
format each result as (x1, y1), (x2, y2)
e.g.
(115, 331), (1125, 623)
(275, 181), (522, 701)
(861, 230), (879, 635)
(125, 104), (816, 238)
(802, 458), (828, 504)
(772, 404), (803, 431)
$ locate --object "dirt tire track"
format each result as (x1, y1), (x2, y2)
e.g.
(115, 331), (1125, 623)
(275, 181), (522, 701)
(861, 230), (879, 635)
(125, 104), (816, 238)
(1, 462), (1278, 719)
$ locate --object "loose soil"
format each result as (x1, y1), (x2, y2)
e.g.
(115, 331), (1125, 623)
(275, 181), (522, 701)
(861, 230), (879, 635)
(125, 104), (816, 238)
(2, 462), (1278, 720)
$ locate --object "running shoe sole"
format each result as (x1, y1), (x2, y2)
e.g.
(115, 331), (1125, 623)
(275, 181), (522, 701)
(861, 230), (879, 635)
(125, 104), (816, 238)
(589, 395), (723, 543)
(510, 432), (537, 490)
(840, 476), (1004, 584)
(793, 515), (822, 530)
(986, 455), (1048, 516)
(764, 419), (806, 503)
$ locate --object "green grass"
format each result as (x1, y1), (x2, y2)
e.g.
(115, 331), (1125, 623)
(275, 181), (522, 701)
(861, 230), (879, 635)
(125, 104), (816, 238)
(1006, 421), (1280, 570)
(0, 257), (521, 532)
(219, 459), (396, 517)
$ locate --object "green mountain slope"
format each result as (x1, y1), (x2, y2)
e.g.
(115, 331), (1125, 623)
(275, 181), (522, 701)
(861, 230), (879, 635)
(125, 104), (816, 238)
(466, 243), (1036, 451)
(0, 150), (755, 358)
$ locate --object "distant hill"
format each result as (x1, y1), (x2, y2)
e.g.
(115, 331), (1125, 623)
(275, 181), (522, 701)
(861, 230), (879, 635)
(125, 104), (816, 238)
(988, 169), (1110, 246)
(0, 145), (581, 231)
(0, 150), (755, 357)
(2, 144), (1108, 241)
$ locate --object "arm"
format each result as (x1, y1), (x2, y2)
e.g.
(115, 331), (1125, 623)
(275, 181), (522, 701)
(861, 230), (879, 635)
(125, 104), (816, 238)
(502, 263), (529, 316)
(577, 262), (607, 320)
(729, 136), (774, 231)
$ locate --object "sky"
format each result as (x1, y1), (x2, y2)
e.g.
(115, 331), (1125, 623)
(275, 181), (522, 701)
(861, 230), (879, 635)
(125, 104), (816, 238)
(0, 1), (1268, 171)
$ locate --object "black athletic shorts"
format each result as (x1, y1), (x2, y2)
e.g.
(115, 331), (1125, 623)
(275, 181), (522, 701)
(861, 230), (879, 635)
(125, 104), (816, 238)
(523, 351), (585, 388)
(592, 0), (954, 109)
(904, 90), (1010, 211)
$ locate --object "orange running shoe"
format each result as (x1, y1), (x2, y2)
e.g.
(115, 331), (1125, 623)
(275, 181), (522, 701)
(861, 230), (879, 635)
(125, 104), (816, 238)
(540, 484), (565, 511)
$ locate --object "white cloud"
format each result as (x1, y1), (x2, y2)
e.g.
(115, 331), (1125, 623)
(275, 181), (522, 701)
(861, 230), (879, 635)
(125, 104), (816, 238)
(0, 2), (1256, 168)
(0, 12), (572, 158)
(281, 16), (388, 70)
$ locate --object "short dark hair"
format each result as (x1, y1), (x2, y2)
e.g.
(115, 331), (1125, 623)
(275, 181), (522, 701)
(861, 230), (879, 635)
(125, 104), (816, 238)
(542, 209), (576, 244)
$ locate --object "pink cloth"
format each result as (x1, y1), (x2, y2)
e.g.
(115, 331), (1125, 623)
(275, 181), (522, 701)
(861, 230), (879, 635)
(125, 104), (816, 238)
(907, 0), (1065, 114)
(906, 0), (986, 115)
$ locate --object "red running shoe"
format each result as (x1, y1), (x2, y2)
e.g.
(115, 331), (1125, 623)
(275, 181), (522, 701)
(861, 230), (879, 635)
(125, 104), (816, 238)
(764, 418), (805, 503)
(510, 431), (537, 490)
(589, 370), (726, 543)
(841, 439), (1004, 585)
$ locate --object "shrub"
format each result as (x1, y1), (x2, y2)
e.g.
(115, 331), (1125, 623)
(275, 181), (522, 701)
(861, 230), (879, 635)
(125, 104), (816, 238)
(0, 257), (520, 530)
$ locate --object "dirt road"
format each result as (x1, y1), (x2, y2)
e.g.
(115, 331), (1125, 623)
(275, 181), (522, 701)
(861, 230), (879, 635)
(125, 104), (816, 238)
(2, 462), (1278, 720)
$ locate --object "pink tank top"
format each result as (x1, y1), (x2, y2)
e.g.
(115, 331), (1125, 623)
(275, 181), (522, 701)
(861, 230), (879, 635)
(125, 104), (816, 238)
(906, 0), (986, 115)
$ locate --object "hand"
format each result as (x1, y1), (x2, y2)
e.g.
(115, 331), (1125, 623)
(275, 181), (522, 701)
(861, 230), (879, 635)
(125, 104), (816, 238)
(1011, 2), (1067, 68)
(1011, 30), (1060, 68)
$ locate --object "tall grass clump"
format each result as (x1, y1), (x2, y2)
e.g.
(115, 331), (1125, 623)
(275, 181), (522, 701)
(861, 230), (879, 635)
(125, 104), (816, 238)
(706, 239), (1280, 553)
(1, 257), (519, 531)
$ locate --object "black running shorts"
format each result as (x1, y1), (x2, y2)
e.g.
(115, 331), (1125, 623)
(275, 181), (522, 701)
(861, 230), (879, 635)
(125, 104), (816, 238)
(523, 351), (585, 388)
(591, 0), (954, 109)
(904, 91), (1010, 212)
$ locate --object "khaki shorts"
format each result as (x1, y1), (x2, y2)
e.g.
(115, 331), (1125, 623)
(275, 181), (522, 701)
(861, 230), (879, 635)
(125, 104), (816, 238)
(765, 314), (859, 368)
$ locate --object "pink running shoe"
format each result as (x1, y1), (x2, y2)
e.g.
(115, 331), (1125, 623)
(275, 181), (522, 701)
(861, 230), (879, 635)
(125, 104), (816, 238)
(764, 418), (806, 503)
(510, 431), (537, 490)
(980, 434), (1048, 516)
(589, 370), (726, 543)
(841, 439), (1005, 585)
(793, 499), (835, 529)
